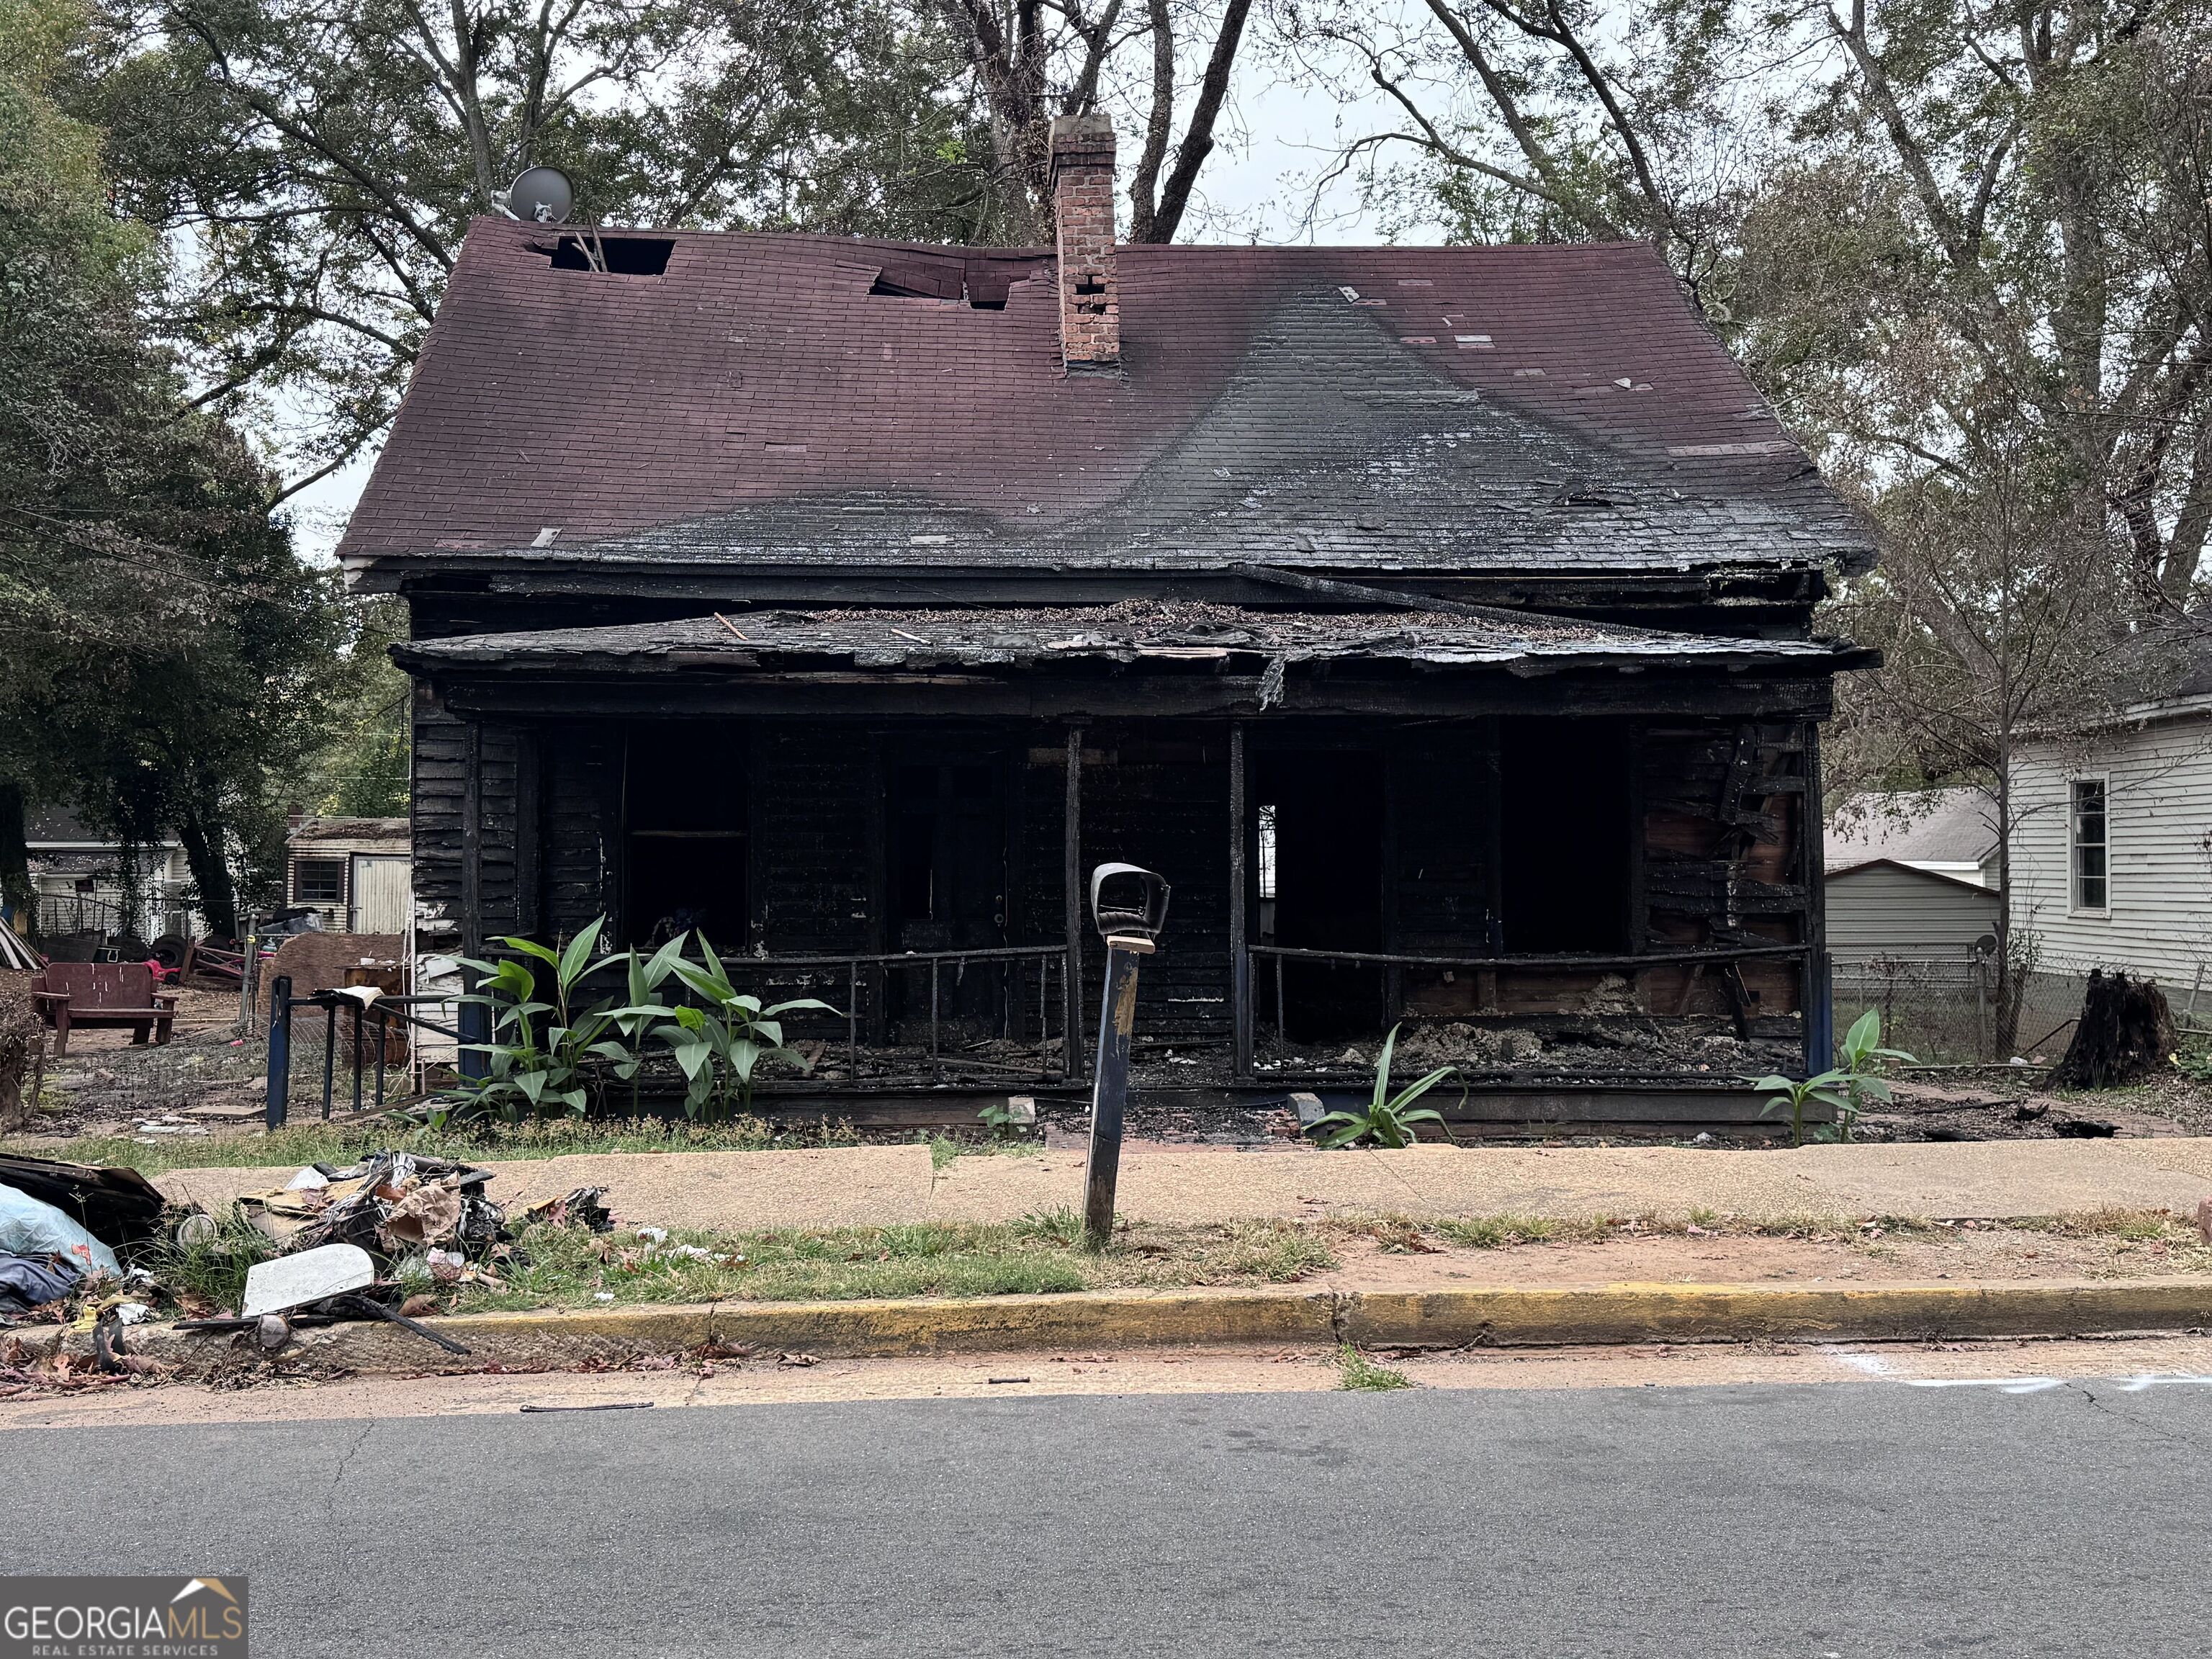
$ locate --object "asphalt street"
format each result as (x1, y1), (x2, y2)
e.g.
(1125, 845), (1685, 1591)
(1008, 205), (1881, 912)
(6, 1378), (2208, 1657)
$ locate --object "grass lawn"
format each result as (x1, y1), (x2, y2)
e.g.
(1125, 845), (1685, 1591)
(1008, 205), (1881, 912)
(455, 1213), (1336, 1312)
(0, 1115), (1040, 1176)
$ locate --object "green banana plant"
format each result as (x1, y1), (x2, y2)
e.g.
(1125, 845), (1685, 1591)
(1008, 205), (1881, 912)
(1753, 1007), (1915, 1145)
(660, 934), (837, 1120)
(454, 917), (626, 1120)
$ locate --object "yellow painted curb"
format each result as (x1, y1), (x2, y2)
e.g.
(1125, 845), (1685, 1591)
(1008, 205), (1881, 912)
(1341, 1280), (2212, 1348)
(84, 1277), (2212, 1377)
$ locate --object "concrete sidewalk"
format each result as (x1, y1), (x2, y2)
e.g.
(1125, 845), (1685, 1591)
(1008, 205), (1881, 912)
(153, 1136), (2212, 1232)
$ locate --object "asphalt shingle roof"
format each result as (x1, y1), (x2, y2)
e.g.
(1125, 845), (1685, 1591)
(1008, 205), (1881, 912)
(342, 222), (1873, 583)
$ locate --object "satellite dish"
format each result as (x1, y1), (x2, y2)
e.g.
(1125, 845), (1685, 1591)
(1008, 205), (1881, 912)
(503, 166), (575, 225)
(1972, 932), (2000, 958)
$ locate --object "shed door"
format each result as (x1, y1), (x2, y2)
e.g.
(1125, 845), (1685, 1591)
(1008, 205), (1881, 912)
(349, 855), (411, 934)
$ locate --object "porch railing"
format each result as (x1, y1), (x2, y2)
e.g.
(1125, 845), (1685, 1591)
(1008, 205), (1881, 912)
(698, 944), (1077, 1085)
(1238, 941), (1811, 1075)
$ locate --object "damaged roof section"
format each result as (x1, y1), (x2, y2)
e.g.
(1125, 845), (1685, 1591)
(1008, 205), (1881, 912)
(342, 223), (1873, 585)
(395, 600), (1869, 678)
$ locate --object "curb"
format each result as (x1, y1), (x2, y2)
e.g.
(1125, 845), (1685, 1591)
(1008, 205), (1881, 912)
(38, 1277), (2212, 1379)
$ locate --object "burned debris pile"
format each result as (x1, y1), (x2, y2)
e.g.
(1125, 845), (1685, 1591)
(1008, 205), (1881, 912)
(0, 1148), (612, 1388)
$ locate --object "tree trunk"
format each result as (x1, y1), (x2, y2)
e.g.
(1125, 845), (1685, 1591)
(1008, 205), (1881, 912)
(175, 803), (240, 940)
(2048, 969), (2175, 1090)
(0, 778), (32, 933)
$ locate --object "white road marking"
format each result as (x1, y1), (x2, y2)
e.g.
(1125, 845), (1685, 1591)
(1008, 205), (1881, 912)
(1904, 1377), (2069, 1394)
(2110, 1374), (2212, 1392)
(1820, 1346), (1897, 1377)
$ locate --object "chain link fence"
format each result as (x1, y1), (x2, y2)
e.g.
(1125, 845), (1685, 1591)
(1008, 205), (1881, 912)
(1829, 958), (2088, 1064)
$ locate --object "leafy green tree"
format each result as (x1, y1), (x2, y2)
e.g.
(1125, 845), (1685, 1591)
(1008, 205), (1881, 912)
(1, 0), (349, 940)
(71, 0), (1004, 488)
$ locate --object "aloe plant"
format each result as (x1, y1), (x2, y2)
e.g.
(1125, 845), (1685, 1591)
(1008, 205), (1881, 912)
(1306, 1024), (1460, 1149)
(660, 935), (837, 1120)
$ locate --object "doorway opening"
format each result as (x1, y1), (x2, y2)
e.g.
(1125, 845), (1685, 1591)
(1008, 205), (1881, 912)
(1498, 718), (1631, 953)
(624, 724), (747, 948)
(1254, 749), (1385, 1038)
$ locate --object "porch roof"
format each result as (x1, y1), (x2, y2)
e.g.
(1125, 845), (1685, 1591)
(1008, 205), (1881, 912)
(395, 600), (1866, 676)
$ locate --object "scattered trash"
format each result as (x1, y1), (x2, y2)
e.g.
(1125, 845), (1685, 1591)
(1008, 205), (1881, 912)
(636, 1226), (669, 1245)
(284, 1167), (330, 1192)
(174, 1213), (221, 1248)
(518, 1400), (655, 1413)
(776, 1352), (818, 1368)
(2053, 1118), (2119, 1138)
(514, 1187), (613, 1233)
(256, 1314), (291, 1352)
(0, 1155), (165, 1249)
(426, 1249), (467, 1285)
(986, 1375), (1031, 1385)
(0, 1252), (83, 1313)
(240, 1243), (377, 1318)
(0, 1184), (122, 1278)
(384, 1181), (465, 1249)
(593, 1292), (616, 1302)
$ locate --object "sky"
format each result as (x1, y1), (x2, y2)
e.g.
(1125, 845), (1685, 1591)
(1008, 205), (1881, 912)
(279, 69), (1430, 563)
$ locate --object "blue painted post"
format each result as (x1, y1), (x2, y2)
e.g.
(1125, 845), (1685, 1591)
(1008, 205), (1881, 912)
(458, 967), (490, 1082)
(264, 976), (292, 1128)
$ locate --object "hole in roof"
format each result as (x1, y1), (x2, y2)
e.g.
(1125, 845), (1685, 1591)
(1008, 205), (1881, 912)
(546, 235), (674, 275)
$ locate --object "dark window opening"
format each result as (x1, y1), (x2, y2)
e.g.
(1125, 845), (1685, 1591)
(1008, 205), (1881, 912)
(624, 723), (747, 948)
(547, 235), (674, 276)
(1254, 750), (1385, 1038)
(1498, 718), (1631, 953)
(293, 858), (344, 904)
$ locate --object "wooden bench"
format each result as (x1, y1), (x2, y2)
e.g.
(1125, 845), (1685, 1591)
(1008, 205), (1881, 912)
(31, 963), (179, 1057)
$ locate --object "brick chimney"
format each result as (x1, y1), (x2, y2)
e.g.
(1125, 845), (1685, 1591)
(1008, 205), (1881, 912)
(1050, 113), (1119, 370)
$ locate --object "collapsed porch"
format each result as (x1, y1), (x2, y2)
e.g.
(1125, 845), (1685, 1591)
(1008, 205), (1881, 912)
(396, 601), (1868, 1107)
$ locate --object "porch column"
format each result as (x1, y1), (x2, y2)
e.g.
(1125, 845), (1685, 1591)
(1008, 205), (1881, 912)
(1802, 719), (1832, 1075)
(457, 719), (487, 1080)
(1229, 721), (1250, 1079)
(1064, 725), (1084, 1081)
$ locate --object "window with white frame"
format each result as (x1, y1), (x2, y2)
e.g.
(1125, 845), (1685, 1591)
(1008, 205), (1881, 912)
(2070, 777), (2108, 912)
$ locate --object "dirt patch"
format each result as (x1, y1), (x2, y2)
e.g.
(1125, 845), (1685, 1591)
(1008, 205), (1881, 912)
(1313, 1220), (2212, 1290)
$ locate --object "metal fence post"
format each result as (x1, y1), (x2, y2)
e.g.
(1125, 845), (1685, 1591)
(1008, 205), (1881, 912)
(264, 975), (292, 1129)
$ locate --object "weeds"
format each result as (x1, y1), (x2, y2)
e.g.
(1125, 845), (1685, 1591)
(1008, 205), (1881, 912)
(1336, 1344), (1412, 1391)
(132, 1205), (278, 1315)
(1432, 1215), (1565, 1249)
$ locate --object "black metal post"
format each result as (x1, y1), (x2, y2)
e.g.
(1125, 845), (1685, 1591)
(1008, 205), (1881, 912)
(1229, 721), (1251, 1081)
(848, 961), (859, 1082)
(264, 975), (292, 1129)
(374, 1004), (387, 1110)
(321, 999), (337, 1119)
(351, 1000), (364, 1115)
(1082, 935), (1152, 1249)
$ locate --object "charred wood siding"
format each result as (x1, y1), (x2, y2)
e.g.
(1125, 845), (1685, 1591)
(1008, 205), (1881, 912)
(1017, 724), (1231, 1043)
(752, 722), (874, 956)
(544, 722), (623, 937)
(1637, 719), (1809, 1017)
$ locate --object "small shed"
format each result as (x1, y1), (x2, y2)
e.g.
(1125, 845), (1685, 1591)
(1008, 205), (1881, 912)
(285, 817), (411, 933)
(1825, 859), (2000, 966)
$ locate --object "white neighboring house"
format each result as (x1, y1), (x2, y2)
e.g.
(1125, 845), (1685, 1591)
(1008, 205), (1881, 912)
(1825, 788), (2002, 966)
(2009, 693), (2212, 994)
(284, 816), (413, 934)
(22, 805), (197, 944)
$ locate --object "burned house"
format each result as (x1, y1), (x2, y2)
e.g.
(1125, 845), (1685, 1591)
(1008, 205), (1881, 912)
(343, 116), (1875, 1118)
